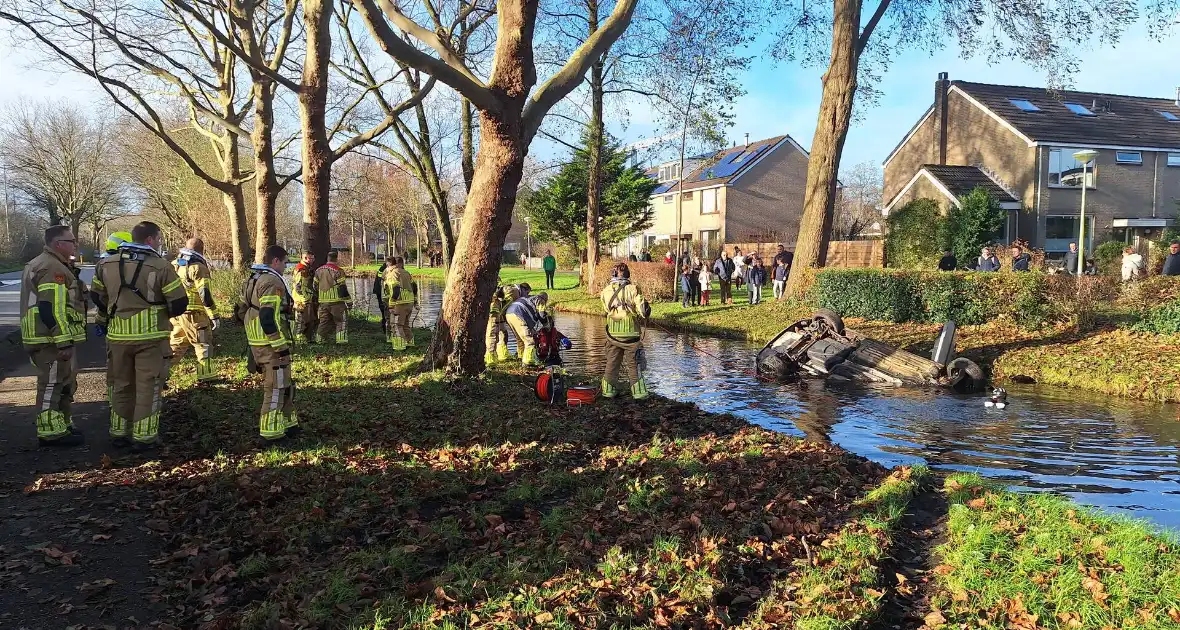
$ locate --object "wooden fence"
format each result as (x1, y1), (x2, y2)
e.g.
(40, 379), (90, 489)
(727, 240), (884, 269)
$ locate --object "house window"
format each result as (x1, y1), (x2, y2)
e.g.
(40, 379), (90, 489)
(1160, 111), (1179, 122)
(1048, 149), (1096, 187)
(1063, 102), (1097, 117)
(1009, 99), (1041, 112)
(700, 188), (717, 214)
(1168, 153), (1180, 167)
(1044, 216), (1095, 255)
(1115, 151), (1143, 165)
(699, 230), (719, 255)
(658, 163), (681, 182)
(682, 191), (694, 201)
(663, 194), (674, 203)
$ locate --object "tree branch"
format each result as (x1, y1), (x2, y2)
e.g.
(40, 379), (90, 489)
(522, 0), (638, 139)
(858, 0), (892, 54)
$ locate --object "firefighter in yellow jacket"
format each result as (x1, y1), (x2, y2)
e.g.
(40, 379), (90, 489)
(21, 226), (89, 446)
(312, 251), (350, 344)
(169, 238), (218, 382)
(90, 222), (189, 450)
(600, 263), (651, 400)
(484, 283), (525, 364)
(291, 251), (316, 343)
(242, 245), (301, 442)
(96, 231), (133, 432)
(382, 256), (417, 351)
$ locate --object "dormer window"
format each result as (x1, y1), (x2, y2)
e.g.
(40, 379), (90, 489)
(1010, 99), (1040, 112)
(1160, 111), (1179, 122)
(1064, 102), (1097, 117)
(657, 163), (682, 182)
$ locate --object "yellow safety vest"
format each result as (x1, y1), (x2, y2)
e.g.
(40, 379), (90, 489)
(243, 268), (293, 348)
(600, 280), (646, 340)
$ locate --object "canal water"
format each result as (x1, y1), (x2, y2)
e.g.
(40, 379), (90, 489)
(351, 278), (1180, 529)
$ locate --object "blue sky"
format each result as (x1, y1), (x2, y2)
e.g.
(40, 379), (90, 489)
(3, 22), (1177, 176)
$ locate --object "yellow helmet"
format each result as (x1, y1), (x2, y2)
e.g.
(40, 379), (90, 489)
(105, 231), (132, 254)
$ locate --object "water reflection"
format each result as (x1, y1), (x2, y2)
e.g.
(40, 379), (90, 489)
(396, 280), (1180, 528)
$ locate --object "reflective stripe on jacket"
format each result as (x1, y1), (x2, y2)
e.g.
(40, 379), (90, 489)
(314, 263), (347, 303)
(383, 267), (416, 307)
(173, 249), (214, 316)
(92, 244), (187, 343)
(600, 279), (647, 340)
(243, 266), (293, 348)
(20, 248), (87, 347)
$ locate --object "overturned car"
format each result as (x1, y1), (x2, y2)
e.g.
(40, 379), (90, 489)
(756, 310), (985, 392)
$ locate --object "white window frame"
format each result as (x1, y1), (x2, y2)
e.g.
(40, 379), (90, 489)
(700, 188), (718, 215)
(682, 190), (694, 201)
(1168, 153), (1180, 167)
(663, 194), (674, 203)
(1115, 151), (1143, 165)
(1047, 148), (1096, 189)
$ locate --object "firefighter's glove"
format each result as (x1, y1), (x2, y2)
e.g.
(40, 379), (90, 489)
(560, 337), (573, 350)
(94, 324), (107, 338)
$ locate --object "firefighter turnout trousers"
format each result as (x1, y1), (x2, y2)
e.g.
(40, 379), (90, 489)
(294, 301), (316, 343)
(505, 313), (539, 366)
(170, 311), (214, 381)
(485, 317), (510, 363)
(317, 303), (347, 344)
(390, 305), (414, 350)
(108, 340), (171, 444)
(602, 338), (648, 400)
(29, 346), (78, 440)
(252, 345), (298, 440)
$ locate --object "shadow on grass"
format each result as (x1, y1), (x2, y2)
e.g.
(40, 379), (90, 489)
(21, 318), (888, 628)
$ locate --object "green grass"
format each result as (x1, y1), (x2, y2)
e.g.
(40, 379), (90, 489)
(0, 260), (23, 274)
(926, 474), (1180, 630)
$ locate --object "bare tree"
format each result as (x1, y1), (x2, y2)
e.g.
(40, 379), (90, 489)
(0, 100), (125, 247)
(774, 0), (1174, 296)
(349, 0), (640, 375)
(832, 161), (881, 240)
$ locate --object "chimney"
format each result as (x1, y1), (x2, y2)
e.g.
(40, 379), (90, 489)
(1175, 86), (1179, 107)
(744, 132), (750, 147)
(934, 72), (950, 165)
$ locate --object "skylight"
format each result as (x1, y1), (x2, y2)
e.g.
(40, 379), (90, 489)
(1160, 110), (1180, 122)
(1009, 99), (1040, 112)
(1064, 102), (1097, 117)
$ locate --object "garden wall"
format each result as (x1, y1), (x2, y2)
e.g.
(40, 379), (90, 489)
(589, 260), (676, 301)
(728, 240), (883, 268)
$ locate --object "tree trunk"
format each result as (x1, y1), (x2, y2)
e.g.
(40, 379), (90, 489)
(585, 60), (605, 290)
(461, 98), (475, 194)
(219, 135), (250, 269)
(299, 0), (333, 268)
(432, 195), (457, 267)
(784, 0), (861, 297)
(422, 112), (526, 375)
(251, 79), (279, 263)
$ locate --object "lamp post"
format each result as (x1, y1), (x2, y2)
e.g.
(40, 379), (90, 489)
(524, 215), (532, 268)
(1072, 149), (1098, 275)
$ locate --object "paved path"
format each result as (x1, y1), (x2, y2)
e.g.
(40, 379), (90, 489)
(0, 266), (166, 629)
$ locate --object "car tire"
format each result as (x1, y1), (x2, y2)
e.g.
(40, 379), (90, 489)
(813, 309), (845, 335)
(947, 357), (985, 393)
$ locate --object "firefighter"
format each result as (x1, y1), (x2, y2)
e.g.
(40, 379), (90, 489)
(96, 231), (133, 432)
(504, 290), (546, 367)
(169, 238), (218, 382)
(313, 251), (350, 344)
(90, 221), (189, 450)
(242, 245), (300, 442)
(20, 226), (89, 447)
(383, 256), (417, 351)
(372, 258), (390, 338)
(600, 263), (651, 400)
(291, 251), (317, 343)
(484, 285), (511, 364)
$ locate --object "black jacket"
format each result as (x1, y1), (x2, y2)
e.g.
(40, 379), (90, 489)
(937, 254), (957, 271)
(1012, 253), (1031, 272)
(1063, 250), (1080, 275)
(712, 257), (735, 281)
(1164, 253), (1180, 276)
(748, 264), (766, 285)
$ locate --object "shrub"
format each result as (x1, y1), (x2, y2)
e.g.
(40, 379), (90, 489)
(1121, 275), (1180, 312)
(885, 198), (944, 269)
(1092, 240), (1124, 276)
(942, 187), (1008, 269)
(811, 268), (921, 322)
(1136, 299), (1180, 334)
(589, 259), (675, 301)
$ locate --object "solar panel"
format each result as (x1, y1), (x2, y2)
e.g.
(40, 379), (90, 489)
(653, 182), (675, 194)
(694, 145), (770, 180)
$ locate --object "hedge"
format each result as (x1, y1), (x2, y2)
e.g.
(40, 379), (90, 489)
(588, 259), (676, 301)
(810, 268), (1115, 328)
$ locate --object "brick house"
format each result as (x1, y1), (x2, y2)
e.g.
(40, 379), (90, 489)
(883, 73), (1180, 258)
(613, 134), (810, 257)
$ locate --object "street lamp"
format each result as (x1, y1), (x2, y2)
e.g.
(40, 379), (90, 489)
(523, 215), (532, 267)
(1072, 149), (1098, 275)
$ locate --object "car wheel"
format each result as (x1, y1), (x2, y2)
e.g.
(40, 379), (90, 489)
(813, 309), (845, 335)
(947, 357), (985, 393)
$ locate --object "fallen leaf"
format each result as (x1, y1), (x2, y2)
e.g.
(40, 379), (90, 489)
(534, 612), (554, 623)
(434, 586), (455, 603)
(924, 610), (946, 628)
(484, 514), (503, 528)
(100, 454), (112, 469)
(933, 564), (955, 575)
(91, 534), (111, 542)
(966, 498), (987, 509)
(895, 572), (908, 584)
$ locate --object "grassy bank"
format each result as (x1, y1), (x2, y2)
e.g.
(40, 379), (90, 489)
(32, 312), (897, 628)
(0, 260), (23, 274)
(925, 474), (1180, 630)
